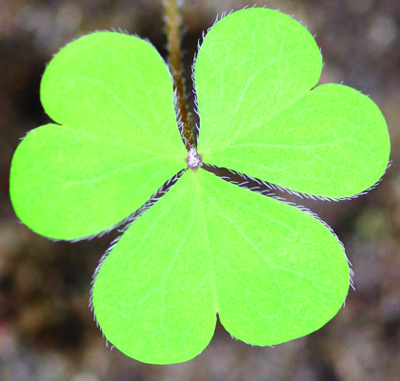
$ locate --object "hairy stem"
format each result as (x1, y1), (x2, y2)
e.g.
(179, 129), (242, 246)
(163, 0), (195, 150)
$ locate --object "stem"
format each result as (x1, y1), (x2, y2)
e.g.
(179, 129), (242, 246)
(163, 0), (195, 150)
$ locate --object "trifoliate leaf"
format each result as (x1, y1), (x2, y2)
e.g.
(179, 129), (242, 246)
(10, 7), (390, 365)
(10, 32), (186, 240)
(93, 169), (349, 364)
(195, 8), (390, 198)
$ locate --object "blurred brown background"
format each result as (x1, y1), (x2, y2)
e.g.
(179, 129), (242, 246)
(0, 0), (399, 380)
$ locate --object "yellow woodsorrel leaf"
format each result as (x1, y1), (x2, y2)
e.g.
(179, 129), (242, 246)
(10, 7), (390, 365)
(10, 32), (187, 240)
(93, 169), (349, 364)
(195, 8), (390, 198)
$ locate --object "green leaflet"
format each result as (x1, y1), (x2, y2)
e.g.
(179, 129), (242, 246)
(196, 8), (322, 159)
(93, 169), (349, 364)
(10, 32), (186, 240)
(195, 9), (390, 198)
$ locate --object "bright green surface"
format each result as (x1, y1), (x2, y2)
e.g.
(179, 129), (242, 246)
(93, 169), (349, 364)
(196, 9), (322, 159)
(10, 32), (186, 240)
(9, 7), (391, 365)
(195, 9), (390, 198)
